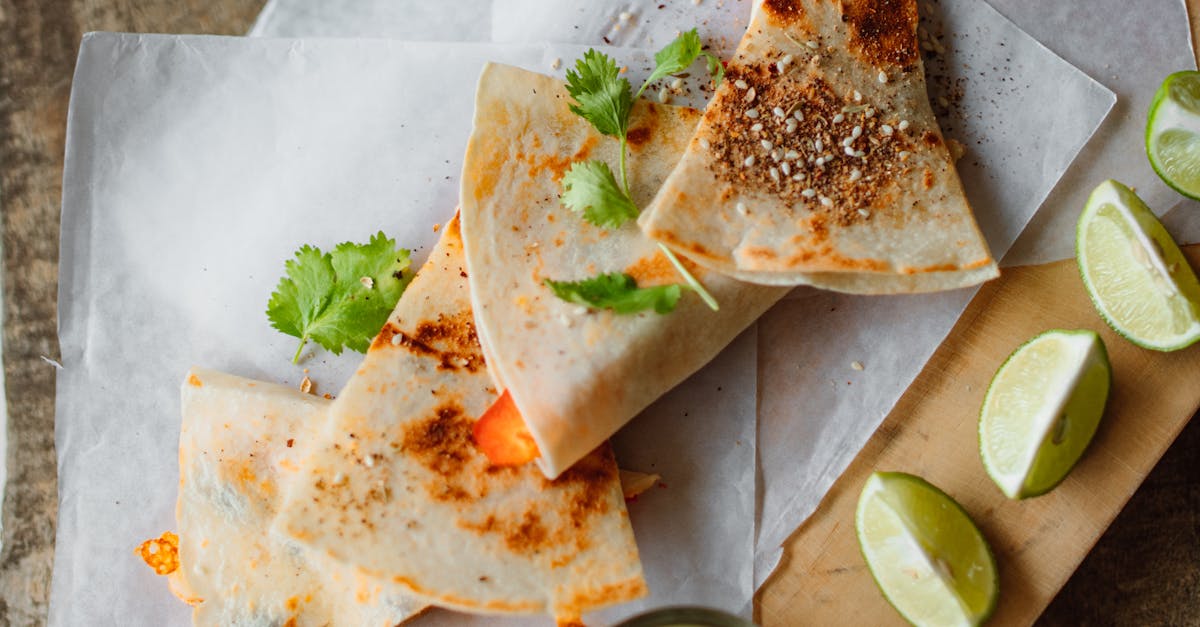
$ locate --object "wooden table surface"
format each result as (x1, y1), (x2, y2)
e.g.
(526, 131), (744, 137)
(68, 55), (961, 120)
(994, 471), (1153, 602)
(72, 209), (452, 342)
(0, 2), (1197, 625)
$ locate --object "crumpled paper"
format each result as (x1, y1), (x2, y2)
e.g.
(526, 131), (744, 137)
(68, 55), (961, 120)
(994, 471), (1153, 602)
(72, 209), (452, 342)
(51, 34), (756, 625)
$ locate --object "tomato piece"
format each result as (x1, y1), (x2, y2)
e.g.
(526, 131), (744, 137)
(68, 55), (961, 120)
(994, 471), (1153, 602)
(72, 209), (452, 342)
(473, 390), (539, 466)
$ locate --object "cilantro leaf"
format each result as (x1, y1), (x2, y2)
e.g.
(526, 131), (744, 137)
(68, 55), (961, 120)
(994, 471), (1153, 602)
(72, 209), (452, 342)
(267, 233), (412, 363)
(641, 29), (705, 95)
(544, 273), (682, 315)
(638, 29), (724, 98)
(565, 49), (633, 139)
(704, 52), (725, 88)
(560, 160), (639, 228)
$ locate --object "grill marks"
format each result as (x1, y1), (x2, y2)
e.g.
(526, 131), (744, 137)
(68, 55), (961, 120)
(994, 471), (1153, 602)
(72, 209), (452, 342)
(373, 311), (485, 373)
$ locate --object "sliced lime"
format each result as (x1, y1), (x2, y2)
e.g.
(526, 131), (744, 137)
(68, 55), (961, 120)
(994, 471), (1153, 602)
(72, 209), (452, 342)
(979, 330), (1110, 499)
(856, 472), (998, 627)
(1076, 180), (1200, 351)
(1147, 71), (1200, 199)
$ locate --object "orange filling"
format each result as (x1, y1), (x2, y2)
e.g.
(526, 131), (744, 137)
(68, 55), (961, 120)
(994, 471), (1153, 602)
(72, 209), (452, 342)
(136, 531), (180, 576)
(473, 390), (540, 466)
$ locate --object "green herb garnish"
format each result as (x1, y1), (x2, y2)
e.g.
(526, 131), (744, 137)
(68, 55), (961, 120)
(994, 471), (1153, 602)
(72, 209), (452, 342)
(545, 273), (682, 315)
(267, 233), (412, 363)
(555, 29), (723, 313)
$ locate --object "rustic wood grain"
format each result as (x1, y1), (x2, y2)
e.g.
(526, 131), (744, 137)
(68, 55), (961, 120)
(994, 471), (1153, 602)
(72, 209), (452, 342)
(0, 2), (1197, 627)
(0, 3), (263, 624)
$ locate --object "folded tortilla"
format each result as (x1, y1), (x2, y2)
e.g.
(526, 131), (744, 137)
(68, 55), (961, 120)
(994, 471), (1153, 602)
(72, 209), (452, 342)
(173, 368), (426, 626)
(274, 216), (646, 623)
(639, 0), (998, 292)
(459, 64), (790, 478)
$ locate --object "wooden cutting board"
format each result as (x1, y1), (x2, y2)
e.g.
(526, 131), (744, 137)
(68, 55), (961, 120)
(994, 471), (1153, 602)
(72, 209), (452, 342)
(757, 242), (1200, 625)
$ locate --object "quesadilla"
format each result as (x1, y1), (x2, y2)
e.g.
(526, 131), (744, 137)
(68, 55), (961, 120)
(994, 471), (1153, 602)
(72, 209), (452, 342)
(459, 63), (789, 479)
(274, 216), (647, 624)
(171, 367), (427, 626)
(639, 0), (998, 293)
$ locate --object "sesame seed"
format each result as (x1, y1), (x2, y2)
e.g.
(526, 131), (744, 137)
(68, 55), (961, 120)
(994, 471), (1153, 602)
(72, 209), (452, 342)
(773, 106), (786, 118)
(844, 146), (856, 156)
(744, 155), (756, 167)
(806, 40), (819, 49)
(551, 57), (562, 70)
(699, 138), (711, 150)
(792, 174), (804, 181)
(782, 54), (794, 65)
(751, 123), (764, 132)
(776, 61), (787, 73)
(815, 157), (826, 166)
(852, 125), (863, 138)
(899, 150), (911, 159)
(842, 137), (854, 148)
(857, 209), (871, 218)
(391, 333), (404, 346)
(744, 87), (756, 103)
(769, 167), (780, 182)
(899, 120), (910, 131)
(881, 124), (894, 136)
(736, 202), (748, 216)
(735, 79), (748, 90)
(801, 188), (817, 198)
(671, 78), (684, 90)
(761, 139), (774, 151)
(781, 162), (791, 176)
(851, 360), (865, 371)
(360, 276), (374, 288)
(771, 149), (782, 162)
(785, 119), (798, 130)
(785, 150), (800, 160)
(849, 168), (862, 182)
(785, 123), (798, 134)
(658, 87), (671, 103)
(794, 111), (804, 122)
(619, 11), (632, 21)
(853, 90), (863, 102)
(854, 150), (866, 158)
(745, 108), (760, 119)
(832, 113), (845, 124)
(865, 108), (876, 118)
(820, 196), (833, 207)
(877, 71), (888, 83)
(814, 140), (824, 152)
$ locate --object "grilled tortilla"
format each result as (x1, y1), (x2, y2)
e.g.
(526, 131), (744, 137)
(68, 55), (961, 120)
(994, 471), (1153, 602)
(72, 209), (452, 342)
(640, 0), (998, 292)
(459, 64), (789, 478)
(274, 216), (646, 623)
(173, 368), (426, 626)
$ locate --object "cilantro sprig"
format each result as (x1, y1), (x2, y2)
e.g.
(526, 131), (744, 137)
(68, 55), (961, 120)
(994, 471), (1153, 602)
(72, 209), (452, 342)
(545, 274), (682, 315)
(267, 233), (412, 363)
(555, 29), (723, 314)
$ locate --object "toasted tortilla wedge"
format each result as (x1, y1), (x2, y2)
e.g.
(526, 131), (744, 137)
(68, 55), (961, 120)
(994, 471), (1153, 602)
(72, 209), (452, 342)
(174, 368), (426, 626)
(274, 216), (646, 623)
(459, 64), (789, 478)
(640, 0), (998, 292)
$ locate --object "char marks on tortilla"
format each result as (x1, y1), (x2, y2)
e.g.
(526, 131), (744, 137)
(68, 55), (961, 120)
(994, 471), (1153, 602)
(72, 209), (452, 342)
(274, 215), (646, 623)
(640, 0), (998, 292)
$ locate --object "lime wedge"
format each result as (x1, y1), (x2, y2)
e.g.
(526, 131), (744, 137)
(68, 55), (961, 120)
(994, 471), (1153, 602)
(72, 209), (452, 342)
(1076, 180), (1200, 351)
(1147, 71), (1200, 199)
(856, 472), (998, 627)
(979, 330), (1111, 499)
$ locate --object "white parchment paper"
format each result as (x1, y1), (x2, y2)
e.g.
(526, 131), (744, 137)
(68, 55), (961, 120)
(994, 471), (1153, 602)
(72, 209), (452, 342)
(51, 34), (755, 625)
(992, 0), (1200, 261)
(486, 0), (1116, 586)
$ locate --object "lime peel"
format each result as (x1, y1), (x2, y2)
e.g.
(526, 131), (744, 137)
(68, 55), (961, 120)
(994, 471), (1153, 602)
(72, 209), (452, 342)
(1076, 179), (1200, 351)
(856, 472), (998, 627)
(979, 330), (1111, 500)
